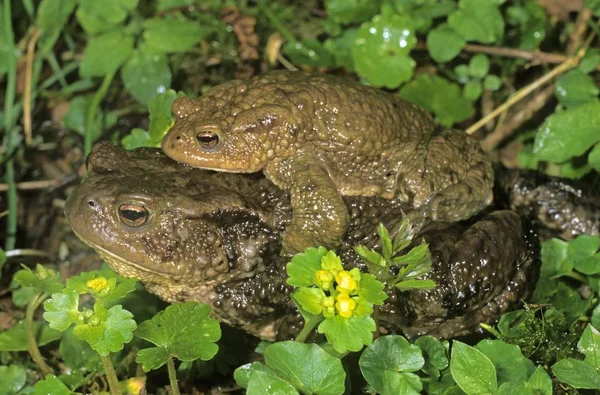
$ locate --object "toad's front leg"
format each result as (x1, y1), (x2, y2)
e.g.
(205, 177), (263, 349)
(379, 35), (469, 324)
(267, 151), (350, 255)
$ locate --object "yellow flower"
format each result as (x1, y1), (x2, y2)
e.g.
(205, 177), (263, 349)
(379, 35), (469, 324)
(86, 277), (108, 293)
(315, 270), (335, 290)
(335, 293), (357, 318)
(321, 296), (336, 318)
(335, 270), (358, 294)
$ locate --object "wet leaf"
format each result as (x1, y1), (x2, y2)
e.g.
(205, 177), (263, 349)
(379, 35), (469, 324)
(555, 70), (599, 108)
(352, 14), (417, 88)
(427, 23), (465, 63)
(578, 325), (600, 368)
(0, 320), (62, 351)
(415, 336), (448, 379)
(0, 365), (26, 395)
(325, 0), (379, 25)
(552, 358), (600, 389)
(43, 289), (81, 332)
(283, 39), (334, 68)
(450, 341), (498, 394)
(121, 47), (171, 106)
(448, 0), (504, 44)
(80, 30), (134, 77)
(476, 339), (535, 384)
(286, 247), (328, 287)
(143, 17), (209, 53)
(247, 370), (299, 395)
(318, 315), (376, 353)
(527, 366), (552, 395)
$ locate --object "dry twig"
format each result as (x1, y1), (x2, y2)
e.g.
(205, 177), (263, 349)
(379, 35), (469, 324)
(23, 28), (40, 145)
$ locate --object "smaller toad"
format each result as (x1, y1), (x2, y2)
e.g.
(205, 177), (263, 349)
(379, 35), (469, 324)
(161, 71), (494, 254)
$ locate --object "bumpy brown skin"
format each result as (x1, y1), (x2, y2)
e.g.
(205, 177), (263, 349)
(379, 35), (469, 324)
(66, 142), (535, 340)
(161, 71), (494, 253)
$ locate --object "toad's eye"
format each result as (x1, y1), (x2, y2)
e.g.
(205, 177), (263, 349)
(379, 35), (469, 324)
(118, 204), (151, 228)
(196, 131), (220, 150)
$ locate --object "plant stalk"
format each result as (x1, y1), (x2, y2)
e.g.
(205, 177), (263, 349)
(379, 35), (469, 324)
(167, 356), (181, 395)
(295, 315), (323, 343)
(84, 71), (115, 156)
(100, 355), (123, 395)
(25, 292), (53, 376)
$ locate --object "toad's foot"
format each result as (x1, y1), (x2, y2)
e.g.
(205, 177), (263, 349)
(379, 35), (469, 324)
(269, 151), (350, 254)
(400, 128), (494, 223)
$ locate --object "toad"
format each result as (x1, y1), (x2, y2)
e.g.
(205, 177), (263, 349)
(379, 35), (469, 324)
(65, 142), (536, 340)
(161, 71), (494, 254)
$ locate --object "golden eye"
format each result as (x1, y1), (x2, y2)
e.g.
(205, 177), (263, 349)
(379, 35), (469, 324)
(196, 131), (220, 149)
(118, 204), (151, 228)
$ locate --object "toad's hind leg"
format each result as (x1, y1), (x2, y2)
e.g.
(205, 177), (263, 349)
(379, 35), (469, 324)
(403, 129), (494, 223)
(274, 151), (350, 255)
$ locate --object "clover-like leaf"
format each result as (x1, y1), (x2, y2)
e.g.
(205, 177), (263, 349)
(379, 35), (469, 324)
(450, 341), (498, 394)
(293, 287), (326, 315)
(287, 247), (328, 287)
(32, 375), (73, 395)
(352, 14), (417, 88)
(427, 23), (465, 63)
(357, 273), (387, 305)
(448, 0), (504, 44)
(85, 304), (137, 356)
(13, 264), (63, 294)
(360, 336), (425, 395)
(135, 302), (221, 371)
(318, 315), (376, 353)
(43, 289), (81, 332)
(264, 342), (346, 395)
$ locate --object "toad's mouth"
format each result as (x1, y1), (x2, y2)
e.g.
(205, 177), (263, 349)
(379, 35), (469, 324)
(71, 229), (180, 279)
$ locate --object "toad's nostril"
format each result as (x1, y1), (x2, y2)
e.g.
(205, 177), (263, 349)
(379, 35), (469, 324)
(88, 200), (97, 208)
(175, 135), (181, 140)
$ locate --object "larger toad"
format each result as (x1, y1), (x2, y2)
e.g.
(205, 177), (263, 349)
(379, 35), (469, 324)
(65, 142), (535, 340)
(161, 71), (494, 253)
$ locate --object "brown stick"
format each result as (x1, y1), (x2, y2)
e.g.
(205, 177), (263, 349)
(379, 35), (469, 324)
(0, 179), (60, 192)
(463, 43), (567, 65)
(23, 28), (41, 145)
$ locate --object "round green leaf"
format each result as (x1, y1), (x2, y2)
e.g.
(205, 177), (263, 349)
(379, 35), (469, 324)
(463, 81), (482, 101)
(552, 358), (600, 389)
(533, 101), (600, 163)
(121, 47), (171, 105)
(264, 342), (346, 395)
(427, 23), (465, 63)
(450, 340), (498, 394)
(415, 336), (448, 377)
(143, 17), (209, 53)
(579, 48), (600, 73)
(43, 289), (80, 332)
(483, 75), (502, 91)
(318, 315), (376, 353)
(80, 31), (134, 77)
(81, 304), (137, 356)
(325, 0), (379, 25)
(555, 69), (599, 108)
(469, 54), (490, 78)
(360, 336), (425, 395)
(475, 339), (535, 384)
(0, 365), (26, 395)
(448, 0), (504, 44)
(286, 247), (328, 287)
(283, 39), (334, 68)
(247, 370), (299, 395)
(399, 74), (473, 126)
(352, 14), (417, 88)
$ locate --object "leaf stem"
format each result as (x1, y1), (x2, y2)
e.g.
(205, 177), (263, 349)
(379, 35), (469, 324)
(295, 315), (323, 343)
(25, 292), (53, 376)
(3, 0), (18, 253)
(167, 356), (181, 395)
(480, 323), (503, 339)
(100, 355), (123, 395)
(84, 71), (115, 156)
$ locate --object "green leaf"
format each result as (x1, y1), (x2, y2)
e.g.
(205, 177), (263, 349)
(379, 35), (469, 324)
(43, 289), (80, 331)
(32, 375), (73, 395)
(552, 358), (600, 389)
(589, 142), (600, 172)
(357, 273), (387, 305)
(378, 223), (392, 260)
(579, 48), (600, 73)
(395, 279), (436, 291)
(76, 0), (137, 34)
(533, 101), (600, 163)
(248, 369), (299, 395)
(463, 81), (482, 101)
(76, 304), (136, 356)
(569, 235), (600, 274)
(484, 75), (502, 91)
(80, 31), (134, 77)
(352, 14), (417, 88)
(318, 315), (376, 353)
(323, 28), (357, 72)
(354, 246), (385, 267)
(122, 128), (155, 150)
(579, 325), (600, 368)
(360, 336), (424, 395)
(293, 287), (325, 315)
(135, 302), (221, 371)
(286, 247), (328, 287)
(0, 365), (26, 395)
(450, 340), (498, 394)
(469, 54), (490, 78)
(62, 95), (117, 141)
(59, 327), (103, 373)
(234, 362), (279, 389)
(325, 0), (379, 24)
(400, 74), (473, 126)
(0, 320), (62, 351)
(264, 342), (346, 395)
(555, 70), (599, 108)
(527, 366), (552, 395)
(448, 0), (504, 44)
(143, 17), (209, 53)
(36, 0), (76, 35)
(121, 47), (171, 106)
(426, 23), (465, 63)
(283, 39), (334, 68)
(539, 238), (570, 280)
(498, 381), (533, 395)
(475, 339), (535, 384)
(149, 89), (179, 141)
(415, 336), (448, 379)
(13, 264), (63, 294)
